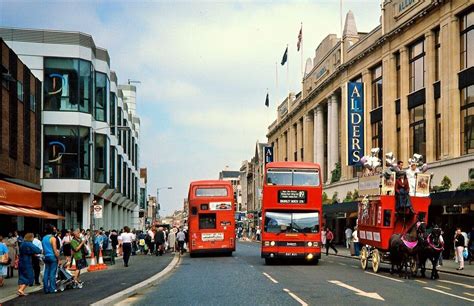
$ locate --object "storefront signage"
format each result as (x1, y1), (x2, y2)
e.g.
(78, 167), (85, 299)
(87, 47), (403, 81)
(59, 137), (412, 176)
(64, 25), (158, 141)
(209, 202), (232, 211)
(358, 175), (380, 196)
(347, 82), (365, 165)
(264, 146), (274, 164)
(443, 205), (462, 215)
(278, 190), (307, 204)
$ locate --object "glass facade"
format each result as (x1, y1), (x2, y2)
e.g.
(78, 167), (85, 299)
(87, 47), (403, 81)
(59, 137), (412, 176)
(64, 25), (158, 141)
(44, 58), (92, 112)
(110, 92), (116, 135)
(43, 126), (90, 179)
(94, 133), (107, 183)
(409, 40), (425, 92)
(461, 85), (474, 155)
(95, 72), (109, 121)
(460, 9), (474, 70)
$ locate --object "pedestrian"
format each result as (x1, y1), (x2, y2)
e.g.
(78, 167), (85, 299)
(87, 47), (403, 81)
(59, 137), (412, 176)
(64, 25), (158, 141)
(176, 229), (186, 255)
(120, 226), (134, 267)
(352, 227), (360, 256)
(168, 228), (176, 253)
(321, 227), (327, 250)
(5, 232), (18, 279)
(325, 227), (338, 256)
(41, 224), (60, 294)
(131, 230), (137, 256)
(0, 235), (9, 287)
(32, 234), (43, 285)
(405, 162), (420, 196)
(62, 230), (72, 266)
(256, 226), (261, 241)
(17, 233), (42, 296)
(110, 229), (118, 256)
(70, 229), (88, 287)
(468, 226), (474, 265)
(437, 230), (445, 268)
(155, 227), (165, 256)
(345, 226), (353, 249)
(395, 172), (414, 213)
(454, 228), (465, 270)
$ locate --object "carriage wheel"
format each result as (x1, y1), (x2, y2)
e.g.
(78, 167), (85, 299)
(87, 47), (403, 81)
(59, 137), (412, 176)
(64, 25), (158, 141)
(372, 249), (380, 273)
(360, 246), (368, 270)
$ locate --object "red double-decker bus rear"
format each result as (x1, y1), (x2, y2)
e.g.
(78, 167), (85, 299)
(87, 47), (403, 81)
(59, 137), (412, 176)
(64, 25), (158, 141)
(187, 180), (236, 256)
(261, 162), (322, 264)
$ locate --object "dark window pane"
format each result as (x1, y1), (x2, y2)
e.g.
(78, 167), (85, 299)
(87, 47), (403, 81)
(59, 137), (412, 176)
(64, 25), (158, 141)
(199, 213), (216, 229)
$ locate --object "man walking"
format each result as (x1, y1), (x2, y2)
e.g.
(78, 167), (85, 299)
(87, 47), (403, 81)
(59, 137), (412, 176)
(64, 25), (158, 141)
(325, 227), (338, 256)
(345, 226), (353, 249)
(176, 229), (186, 255)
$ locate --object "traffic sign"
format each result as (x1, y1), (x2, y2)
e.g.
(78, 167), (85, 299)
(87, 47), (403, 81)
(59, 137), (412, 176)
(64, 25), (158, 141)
(264, 146), (273, 164)
(93, 204), (103, 219)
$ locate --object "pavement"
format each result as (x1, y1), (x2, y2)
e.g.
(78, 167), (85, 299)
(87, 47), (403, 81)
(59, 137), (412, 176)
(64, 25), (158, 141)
(0, 252), (175, 306)
(120, 241), (474, 305)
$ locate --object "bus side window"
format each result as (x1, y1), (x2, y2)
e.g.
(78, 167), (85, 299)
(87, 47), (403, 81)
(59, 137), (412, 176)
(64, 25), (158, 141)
(383, 210), (391, 227)
(191, 207), (198, 215)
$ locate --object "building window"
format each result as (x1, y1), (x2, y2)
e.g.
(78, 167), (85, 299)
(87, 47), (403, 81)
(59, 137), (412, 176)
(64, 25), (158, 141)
(434, 28), (440, 81)
(396, 113), (401, 160)
(409, 104), (426, 157)
(110, 92), (116, 135)
(435, 98), (441, 160)
(371, 65), (383, 109)
(110, 146), (115, 188)
(23, 73), (30, 165)
(409, 40), (425, 92)
(43, 126), (90, 179)
(395, 52), (401, 99)
(9, 50), (18, 159)
(17, 81), (23, 102)
(94, 133), (107, 183)
(118, 155), (123, 192)
(44, 58), (92, 113)
(461, 85), (474, 154)
(30, 94), (36, 112)
(95, 72), (108, 122)
(371, 121), (383, 156)
(460, 9), (474, 69)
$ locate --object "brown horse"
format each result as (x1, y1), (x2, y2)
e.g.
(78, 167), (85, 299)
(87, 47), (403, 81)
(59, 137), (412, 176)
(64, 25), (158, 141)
(389, 221), (425, 278)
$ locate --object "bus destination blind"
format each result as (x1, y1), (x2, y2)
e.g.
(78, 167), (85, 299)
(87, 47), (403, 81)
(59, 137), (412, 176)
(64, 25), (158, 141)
(278, 190), (307, 204)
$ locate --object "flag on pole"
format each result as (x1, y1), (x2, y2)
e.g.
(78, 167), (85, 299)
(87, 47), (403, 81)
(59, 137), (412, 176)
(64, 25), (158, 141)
(265, 92), (269, 107)
(297, 26), (302, 52)
(281, 47), (288, 66)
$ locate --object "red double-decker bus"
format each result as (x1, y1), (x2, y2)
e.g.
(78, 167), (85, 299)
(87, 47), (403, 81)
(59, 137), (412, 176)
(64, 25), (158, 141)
(187, 180), (236, 256)
(261, 162), (322, 264)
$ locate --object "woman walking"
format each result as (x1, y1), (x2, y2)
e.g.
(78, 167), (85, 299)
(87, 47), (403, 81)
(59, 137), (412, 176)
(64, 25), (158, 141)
(62, 230), (72, 266)
(42, 224), (60, 294)
(17, 233), (42, 296)
(454, 228), (465, 270)
(0, 235), (9, 287)
(120, 226), (134, 267)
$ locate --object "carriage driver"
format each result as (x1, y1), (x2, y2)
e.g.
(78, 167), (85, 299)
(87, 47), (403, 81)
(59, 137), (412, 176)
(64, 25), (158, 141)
(395, 171), (415, 214)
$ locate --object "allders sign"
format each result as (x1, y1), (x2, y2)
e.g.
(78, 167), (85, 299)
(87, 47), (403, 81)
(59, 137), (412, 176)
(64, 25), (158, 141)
(347, 82), (365, 165)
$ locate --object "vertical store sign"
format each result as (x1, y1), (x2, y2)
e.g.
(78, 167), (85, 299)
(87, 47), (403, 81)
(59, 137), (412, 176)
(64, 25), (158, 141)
(264, 146), (274, 164)
(347, 82), (364, 165)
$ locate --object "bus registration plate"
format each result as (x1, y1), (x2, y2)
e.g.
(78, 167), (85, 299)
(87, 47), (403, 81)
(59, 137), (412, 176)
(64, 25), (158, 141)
(285, 252), (298, 257)
(202, 233), (224, 241)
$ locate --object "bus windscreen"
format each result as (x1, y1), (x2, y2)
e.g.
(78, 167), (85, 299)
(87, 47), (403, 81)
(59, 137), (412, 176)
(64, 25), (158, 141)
(195, 188), (228, 197)
(266, 169), (320, 186)
(264, 211), (320, 234)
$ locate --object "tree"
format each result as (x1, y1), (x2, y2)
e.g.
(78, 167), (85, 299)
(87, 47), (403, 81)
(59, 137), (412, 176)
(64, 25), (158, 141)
(343, 191), (353, 202)
(322, 192), (330, 204)
(457, 181), (474, 191)
(331, 192), (339, 204)
(440, 176), (452, 191)
(352, 189), (359, 200)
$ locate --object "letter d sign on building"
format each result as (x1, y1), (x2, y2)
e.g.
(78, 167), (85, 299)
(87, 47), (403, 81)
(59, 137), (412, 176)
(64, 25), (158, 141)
(347, 82), (364, 165)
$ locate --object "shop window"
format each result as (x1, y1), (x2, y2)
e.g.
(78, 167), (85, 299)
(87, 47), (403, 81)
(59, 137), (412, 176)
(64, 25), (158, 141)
(95, 72), (108, 122)
(461, 85), (474, 154)
(199, 213), (216, 229)
(409, 40), (425, 92)
(460, 9), (474, 69)
(43, 126), (90, 179)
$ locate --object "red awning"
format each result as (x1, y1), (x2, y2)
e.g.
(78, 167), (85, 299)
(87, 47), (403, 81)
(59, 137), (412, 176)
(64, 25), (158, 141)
(0, 205), (64, 219)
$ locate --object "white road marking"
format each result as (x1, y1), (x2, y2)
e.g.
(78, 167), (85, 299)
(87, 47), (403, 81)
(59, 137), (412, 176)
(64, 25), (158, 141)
(435, 285), (452, 290)
(351, 265), (358, 268)
(283, 288), (308, 306)
(439, 279), (474, 289)
(424, 287), (474, 302)
(329, 280), (384, 301)
(338, 263), (347, 266)
(365, 272), (404, 283)
(464, 292), (474, 297)
(328, 260), (334, 263)
(415, 280), (428, 284)
(263, 272), (279, 284)
(250, 265), (254, 268)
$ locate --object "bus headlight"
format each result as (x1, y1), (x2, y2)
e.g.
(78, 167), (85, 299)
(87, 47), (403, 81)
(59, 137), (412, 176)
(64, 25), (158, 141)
(270, 241), (276, 246)
(264, 241), (270, 246)
(307, 242), (313, 247)
(306, 253), (314, 260)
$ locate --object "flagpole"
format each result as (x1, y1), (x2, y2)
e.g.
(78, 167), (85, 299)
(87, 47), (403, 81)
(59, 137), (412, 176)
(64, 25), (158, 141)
(287, 43), (290, 111)
(266, 88), (270, 125)
(301, 22), (304, 100)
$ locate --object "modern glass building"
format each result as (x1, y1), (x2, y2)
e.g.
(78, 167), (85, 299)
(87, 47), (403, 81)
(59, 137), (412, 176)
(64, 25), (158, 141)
(0, 28), (143, 230)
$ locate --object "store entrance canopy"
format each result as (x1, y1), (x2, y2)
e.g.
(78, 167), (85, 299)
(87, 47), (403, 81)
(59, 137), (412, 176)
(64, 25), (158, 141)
(0, 205), (64, 219)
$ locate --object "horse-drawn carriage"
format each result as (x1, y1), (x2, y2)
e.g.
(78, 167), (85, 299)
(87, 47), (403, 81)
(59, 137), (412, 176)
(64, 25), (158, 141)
(357, 194), (430, 273)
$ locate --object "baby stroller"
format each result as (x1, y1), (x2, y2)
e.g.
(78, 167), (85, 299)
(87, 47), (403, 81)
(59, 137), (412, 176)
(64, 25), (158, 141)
(56, 263), (82, 291)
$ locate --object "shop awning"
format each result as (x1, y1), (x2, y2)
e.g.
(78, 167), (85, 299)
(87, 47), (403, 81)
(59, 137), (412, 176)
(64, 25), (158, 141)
(0, 205), (64, 219)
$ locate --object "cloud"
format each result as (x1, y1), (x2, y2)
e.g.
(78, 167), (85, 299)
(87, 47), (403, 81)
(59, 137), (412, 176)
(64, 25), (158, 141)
(0, 0), (381, 216)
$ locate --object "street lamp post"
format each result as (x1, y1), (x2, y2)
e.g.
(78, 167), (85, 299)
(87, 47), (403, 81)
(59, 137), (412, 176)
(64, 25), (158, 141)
(156, 186), (172, 224)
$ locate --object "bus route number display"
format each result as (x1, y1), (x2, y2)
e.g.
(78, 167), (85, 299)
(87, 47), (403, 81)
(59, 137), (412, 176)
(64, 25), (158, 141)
(278, 190), (307, 204)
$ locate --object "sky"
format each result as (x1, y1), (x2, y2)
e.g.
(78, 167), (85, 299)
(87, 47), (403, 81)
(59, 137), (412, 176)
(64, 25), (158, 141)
(0, 0), (381, 216)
